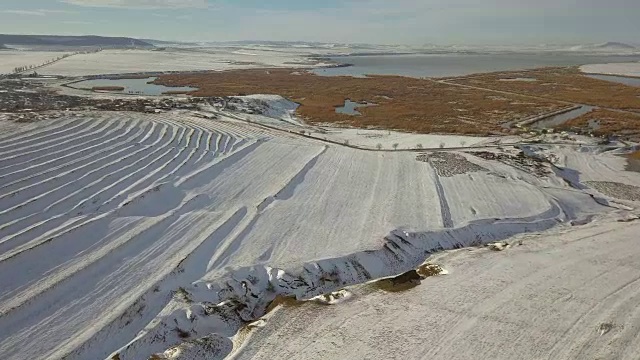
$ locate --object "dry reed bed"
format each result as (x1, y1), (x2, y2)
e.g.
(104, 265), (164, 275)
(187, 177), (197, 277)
(155, 69), (562, 135)
(448, 67), (640, 111)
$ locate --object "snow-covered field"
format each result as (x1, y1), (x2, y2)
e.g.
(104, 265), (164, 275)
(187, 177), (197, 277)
(0, 50), (72, 74)
(235, 219), (640, 360)
(35, 48), (321, 77)
(1, 107), (639, 359)
(580, 62), (640, 77)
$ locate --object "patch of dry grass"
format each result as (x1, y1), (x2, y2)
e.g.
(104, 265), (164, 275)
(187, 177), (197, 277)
(156, 69), (563, 135)
(449, 67), (640, 111)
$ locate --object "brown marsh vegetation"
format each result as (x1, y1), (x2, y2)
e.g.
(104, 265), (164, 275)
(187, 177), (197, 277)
(557, 108), (640, 139)
(156, 69), (563, 135)
(157, 67), (639, 137)
(449, 67), (640, 111)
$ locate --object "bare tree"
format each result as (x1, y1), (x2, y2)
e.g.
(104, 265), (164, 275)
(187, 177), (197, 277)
(376, 143), (383, 150)
(460, 140), (466, 147)
(344, 140), (350, 146)
(439, 142), (445, 149)
(416, 143), (423, 150)
(392, 143), (399, 150)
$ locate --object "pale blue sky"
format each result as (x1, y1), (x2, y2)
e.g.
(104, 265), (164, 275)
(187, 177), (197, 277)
(1, 0), (639, 45)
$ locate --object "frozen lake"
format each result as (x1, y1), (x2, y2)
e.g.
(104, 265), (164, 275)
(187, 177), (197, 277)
(68, 76), (197, 95)
(314, 53), (640, 78)
(586, 74), (640, 87)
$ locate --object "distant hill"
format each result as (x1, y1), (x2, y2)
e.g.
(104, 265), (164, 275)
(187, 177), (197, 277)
(139, 38), (198, 46)
(0, 34), (154, 48)
(570, 41), (637, 52)
(593, 41), (636, 50)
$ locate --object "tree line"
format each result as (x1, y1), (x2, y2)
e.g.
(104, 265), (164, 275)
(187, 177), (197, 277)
(12, 49), (101, 74)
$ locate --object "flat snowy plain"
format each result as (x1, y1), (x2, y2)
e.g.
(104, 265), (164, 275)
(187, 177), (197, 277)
(33, 48), (322, 77)
(1, 104), (639, 360)
(0, 50), (72, 74)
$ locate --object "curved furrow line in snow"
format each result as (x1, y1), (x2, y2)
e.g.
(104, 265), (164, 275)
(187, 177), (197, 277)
(0, 117), (117, 169)
(217, 121), (264, 139)
(0, 119), (152, 205)
(0, 119), (185, 252)
(70, 146), (191, 213)
(0, 117), (134, 183)
(188, 119), (241, 151)
(0, 129), (262, 266)
(0, 123), (155, 218)
(111, 137), (260, 217)
(203, 117), (260, 138)
(210, 127), (238, 152)
(88, 121), (210, 211)
(182, 127), (197, 150)
(52, 145), (181, 214)
(215, 132), (227, 156)
(0, 118), (73, 145)
(0, 123), (178, 245)
(0, 207), (246, 360)
(0, 143), (174, 252)
(72, 147), (195, 215)
(206, 145), (328, 271)
(0, 141), (266, 341)
(0, 142), (264, 323)
(64, 208), (249, 360)
(211, 122), (255, 141)
(429, 160), (454, 229)
(0, 117), (107, 159)
(230, 138), (251, 153)
(0, 119), (154, 198)
(98, 148), (197, 213)
(193, 125), (203, 150)
(210, 129), (222, 155)
(0, 118), (86, 150)
(222, 132), (237, 155)
(175, 139), (263, 188)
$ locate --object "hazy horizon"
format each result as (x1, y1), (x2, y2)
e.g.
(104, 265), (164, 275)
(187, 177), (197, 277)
(1, 0), (639, 46)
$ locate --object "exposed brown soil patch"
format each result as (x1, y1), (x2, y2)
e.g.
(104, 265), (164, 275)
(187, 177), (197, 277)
(264, 294), (305, 315)
(372, 264), (446, 293)
(449, 67), (640, 111)
(629, 150), (640, 160)
(156, 69), (563, 135)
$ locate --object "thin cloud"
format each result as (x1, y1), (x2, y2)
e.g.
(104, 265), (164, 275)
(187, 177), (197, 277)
(60, 0), (207, 9)
(63, 20), (93, 24)
(1, 9), (74, 16)
(2, 10), (46, 16)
